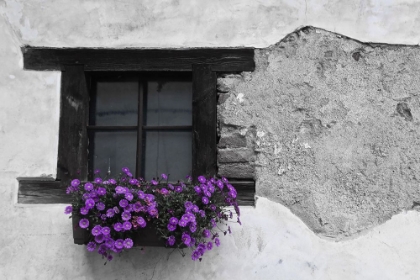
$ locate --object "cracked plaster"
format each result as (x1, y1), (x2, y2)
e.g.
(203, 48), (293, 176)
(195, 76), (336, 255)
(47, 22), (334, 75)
(219, 27), (420, 238)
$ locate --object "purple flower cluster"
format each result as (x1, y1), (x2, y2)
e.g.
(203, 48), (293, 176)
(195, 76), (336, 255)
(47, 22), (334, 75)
(66, 170), (241, 263)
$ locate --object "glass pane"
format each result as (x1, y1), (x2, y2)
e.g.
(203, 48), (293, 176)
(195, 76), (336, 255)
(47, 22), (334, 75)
(146, 81), (192, 126)
(91, 131), (137, 177)
(144, 131), (192, 181)
(94, 80), (139, 126)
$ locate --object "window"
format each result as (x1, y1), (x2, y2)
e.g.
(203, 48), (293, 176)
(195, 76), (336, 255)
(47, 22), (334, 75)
(18, 47), (255, 204)
(87, 72), (193, 180)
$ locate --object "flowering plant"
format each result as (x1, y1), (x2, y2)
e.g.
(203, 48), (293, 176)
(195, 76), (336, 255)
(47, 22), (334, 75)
(65, 167), (241, 262)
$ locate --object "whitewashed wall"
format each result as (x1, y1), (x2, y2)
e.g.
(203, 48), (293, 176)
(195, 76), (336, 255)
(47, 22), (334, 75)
(1, 1), (420, 279)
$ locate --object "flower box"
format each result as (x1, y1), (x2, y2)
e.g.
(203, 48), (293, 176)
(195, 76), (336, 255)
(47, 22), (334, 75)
(72, 215), (166, 247)
(65, 170), (240, 262)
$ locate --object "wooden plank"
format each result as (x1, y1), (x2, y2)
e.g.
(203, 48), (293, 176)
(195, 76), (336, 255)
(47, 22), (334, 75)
(56, 65), (89, 183)
(229, 180), (255, 206)
(18, 178), (70, 204)
(192, 64), (217, 180)
(22, 47), (255, 72)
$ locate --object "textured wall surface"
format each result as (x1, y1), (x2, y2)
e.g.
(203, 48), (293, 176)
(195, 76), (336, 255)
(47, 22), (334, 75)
(218, 27), (420, 238)
(2, 0), (420, 279)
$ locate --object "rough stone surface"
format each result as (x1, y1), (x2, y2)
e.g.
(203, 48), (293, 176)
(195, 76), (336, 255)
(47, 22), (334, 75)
(218, 148), (256, 163)
(218, 27), (420, 238)
(218, 163), (255, 179)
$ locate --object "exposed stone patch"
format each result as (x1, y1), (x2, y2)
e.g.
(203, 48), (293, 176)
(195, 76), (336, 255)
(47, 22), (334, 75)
(217, 26), (420, 239)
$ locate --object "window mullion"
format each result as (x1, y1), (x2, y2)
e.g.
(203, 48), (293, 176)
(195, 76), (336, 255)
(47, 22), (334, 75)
(136, 77), (145, 178)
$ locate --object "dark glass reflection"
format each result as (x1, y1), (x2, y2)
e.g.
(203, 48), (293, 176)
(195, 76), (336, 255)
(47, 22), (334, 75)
(94, 81), (138, 126)
(144, 131), (192, 181)
(91, 131), (137, 177)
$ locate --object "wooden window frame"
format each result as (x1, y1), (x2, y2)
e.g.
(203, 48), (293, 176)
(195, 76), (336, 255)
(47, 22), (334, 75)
(18, 47), (256, 205)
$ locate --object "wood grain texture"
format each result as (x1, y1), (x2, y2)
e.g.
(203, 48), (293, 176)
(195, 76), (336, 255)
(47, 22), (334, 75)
(57, 65), (89, 183)
(22, 47), (255, 72)
(18, 178), (70, 204)
(229, 180), (256, 206)
(192, 64), (217, 180)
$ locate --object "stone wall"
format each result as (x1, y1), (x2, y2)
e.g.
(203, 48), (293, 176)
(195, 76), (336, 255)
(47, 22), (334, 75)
(218, 27), (420, 238)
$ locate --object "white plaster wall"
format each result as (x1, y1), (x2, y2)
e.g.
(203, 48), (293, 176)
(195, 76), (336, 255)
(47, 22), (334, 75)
(1, 1), (420, 279)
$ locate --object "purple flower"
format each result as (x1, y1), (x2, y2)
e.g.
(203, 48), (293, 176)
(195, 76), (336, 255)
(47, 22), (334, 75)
(79, 218), (89, 229)
(137, 190), (145, 199)
(148, 207), (158, 217)
(113, 223), (123, 232)
(86, 241), (96, 252)
(113, 206), (120, 214)
(169, 217), (179, 225)
(198, 176), (206, 184)
(121, 211), (131, 221)
(123, 238), (133, 249)
(199, 210), (206, 218)
(210, 218), (217, 228)
(105, 238), (114, 248)
(175, 186), (183, 193)
(151, 179), (158, 185)
(210, 204), (216, 211)
(191, 250), (200, 261)
(94, 177), (102, 184)
(109, 178), (116, 184)
(184, 201), (193, 210)
(167, 236), (175, 246)
(192, 205), (199, 213)
(122, 167), (130, 173)
(229, 189), (237, 198)
(101, 227), (111, 235)
(123, 221), (132, 230)
(85, 198), (95, 209)
(84, 182), (93, 191)
(160, 188), (169, 195)
(222, 177), (228, 183)
(97, 187), (106, 196)
(129, 179), (138, 185)
(96, 202), (105, 211)
(125, 192), (134, 201)
(80, 207), (89, 215)
(194, 186), (201, 194)
(91, 225), (102, 236)
(107, 255), (113, 261)
(95, 234), (105, 244)
(181, 232), (191, 246)
(101, 214), (107, 220)
(215, 238), (220, 247)
(71, 179), (80, 187)
(204, 191), (212, 197)
(119, 199), (129, 208)
(115, 186), (125, 194)
(168, 184), (174, 190)
(207, 241), (213, 250)
(106, 208), (115, 218)
(133, 202), (142, 212)
(82, 193), (90, 201)
(137, 217), (146, 228)
(178, 220), (187, 227)
(64, 205), (72, 214)
(126, 172), (133, 177)
(202, 197), (209, 205)
(167, 223), (176, 231)
(115, 239), (124, 249)
(216, 180), (224, 189)
(161, 174), (168, 180)
(202, 229), (211, 238)
(189, 223), (197, 233)
(145, 194), (155, 202)
(208, 184), (215, 193)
